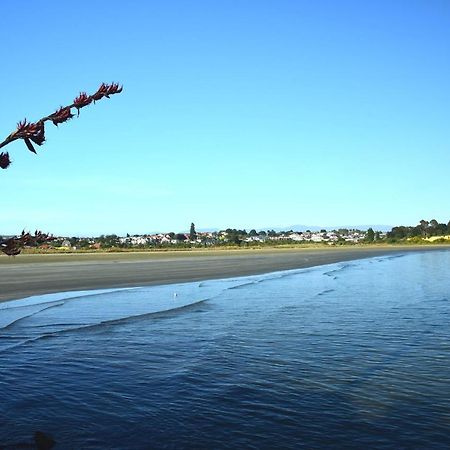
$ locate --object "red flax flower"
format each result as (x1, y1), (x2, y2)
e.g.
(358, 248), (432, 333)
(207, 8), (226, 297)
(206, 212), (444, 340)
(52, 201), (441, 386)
(47, 106), (74, 126)
(91, 82), (123, 102)
(73, 92), (92, 114)
(15, 120), (45, 141)
(106, 82), (123, 96)
(0, 152), (11, 169)
(15, 120), (46, 154)
(91, 83), (109, 101)
(27, 122), (45, 145)
(0, 239), (21, 256)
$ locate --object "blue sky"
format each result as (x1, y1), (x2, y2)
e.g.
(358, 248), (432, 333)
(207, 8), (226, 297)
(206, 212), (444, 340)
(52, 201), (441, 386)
(1, 1), (449, 235)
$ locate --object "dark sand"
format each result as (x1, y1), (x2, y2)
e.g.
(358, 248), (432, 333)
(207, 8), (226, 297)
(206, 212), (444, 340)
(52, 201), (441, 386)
(0, 246), (448, 302)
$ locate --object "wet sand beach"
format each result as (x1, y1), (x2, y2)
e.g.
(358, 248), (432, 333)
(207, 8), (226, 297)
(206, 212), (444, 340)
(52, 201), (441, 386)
(0, 246), (448, 303)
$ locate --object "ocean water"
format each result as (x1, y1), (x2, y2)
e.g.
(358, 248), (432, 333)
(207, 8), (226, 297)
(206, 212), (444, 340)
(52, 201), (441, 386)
(1, 250), (450, 449)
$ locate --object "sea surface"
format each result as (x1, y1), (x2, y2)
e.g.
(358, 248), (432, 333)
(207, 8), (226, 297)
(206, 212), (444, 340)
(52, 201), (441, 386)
(1, 250), (450, 449)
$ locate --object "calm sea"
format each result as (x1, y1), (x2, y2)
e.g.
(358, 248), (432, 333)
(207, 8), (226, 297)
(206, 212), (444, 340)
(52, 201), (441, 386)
(1, 250), (449, 449)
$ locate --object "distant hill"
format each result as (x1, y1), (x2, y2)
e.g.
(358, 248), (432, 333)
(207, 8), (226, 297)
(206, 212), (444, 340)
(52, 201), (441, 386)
(264, 224), (393, 232)
(328, 224), (393, 232)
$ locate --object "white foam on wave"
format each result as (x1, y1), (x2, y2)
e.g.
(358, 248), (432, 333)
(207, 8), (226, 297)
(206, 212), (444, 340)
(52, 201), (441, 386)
(0, 287), (136, 310)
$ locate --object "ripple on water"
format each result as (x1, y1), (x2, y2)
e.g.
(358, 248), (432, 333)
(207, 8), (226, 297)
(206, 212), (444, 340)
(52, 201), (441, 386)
(1, 251), (450, 449)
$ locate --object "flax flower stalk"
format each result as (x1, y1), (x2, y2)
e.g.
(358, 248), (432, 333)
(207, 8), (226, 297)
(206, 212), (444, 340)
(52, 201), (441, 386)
(0, 82), (122, 169)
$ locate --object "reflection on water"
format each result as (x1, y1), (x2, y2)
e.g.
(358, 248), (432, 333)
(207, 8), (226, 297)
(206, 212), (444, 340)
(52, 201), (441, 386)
(1, 251), (450, 449)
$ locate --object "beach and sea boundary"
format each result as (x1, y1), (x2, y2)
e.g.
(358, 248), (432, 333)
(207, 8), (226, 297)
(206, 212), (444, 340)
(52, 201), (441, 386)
(1, 245), (448, 303)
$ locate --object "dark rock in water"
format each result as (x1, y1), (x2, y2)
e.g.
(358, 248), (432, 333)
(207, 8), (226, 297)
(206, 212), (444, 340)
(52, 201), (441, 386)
(34, 432), (55, 450)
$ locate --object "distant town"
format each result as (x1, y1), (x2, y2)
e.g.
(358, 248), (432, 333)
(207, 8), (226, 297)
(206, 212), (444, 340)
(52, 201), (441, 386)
(46, 227), (377, 251)
(2, 220), (450, 254)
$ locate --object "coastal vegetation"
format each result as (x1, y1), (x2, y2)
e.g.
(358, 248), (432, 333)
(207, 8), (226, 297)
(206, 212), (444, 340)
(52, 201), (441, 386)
(386, 219), (450, 242)
(2, 220), (449, 256)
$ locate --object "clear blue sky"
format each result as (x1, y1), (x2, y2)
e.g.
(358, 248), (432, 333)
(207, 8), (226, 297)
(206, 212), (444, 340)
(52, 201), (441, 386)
(1, 1), (449, 235)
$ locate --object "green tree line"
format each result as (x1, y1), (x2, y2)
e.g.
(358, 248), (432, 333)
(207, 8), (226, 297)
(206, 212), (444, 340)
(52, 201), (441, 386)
(387, 219), (450, 240)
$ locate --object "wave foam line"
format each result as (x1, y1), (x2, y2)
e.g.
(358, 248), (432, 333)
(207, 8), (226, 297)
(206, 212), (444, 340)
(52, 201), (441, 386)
(0, 302), (65, 331)
(0, 287), (139, 311)
(0, 298), (210, 355)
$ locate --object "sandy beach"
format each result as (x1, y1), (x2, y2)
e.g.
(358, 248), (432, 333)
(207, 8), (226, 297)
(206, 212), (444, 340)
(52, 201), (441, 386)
(0, 246), (448, 303)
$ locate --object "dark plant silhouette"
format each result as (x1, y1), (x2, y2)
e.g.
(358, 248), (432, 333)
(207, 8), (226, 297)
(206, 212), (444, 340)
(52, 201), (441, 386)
(0, 82), (122, 169)
(0, 83), (123, 256)
(1, 230), (55, 256)
(0, 430), (55, 449)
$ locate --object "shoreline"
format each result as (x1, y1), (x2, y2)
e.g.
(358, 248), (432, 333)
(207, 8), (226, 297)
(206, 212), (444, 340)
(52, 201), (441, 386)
(1, 246), (448, 303)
